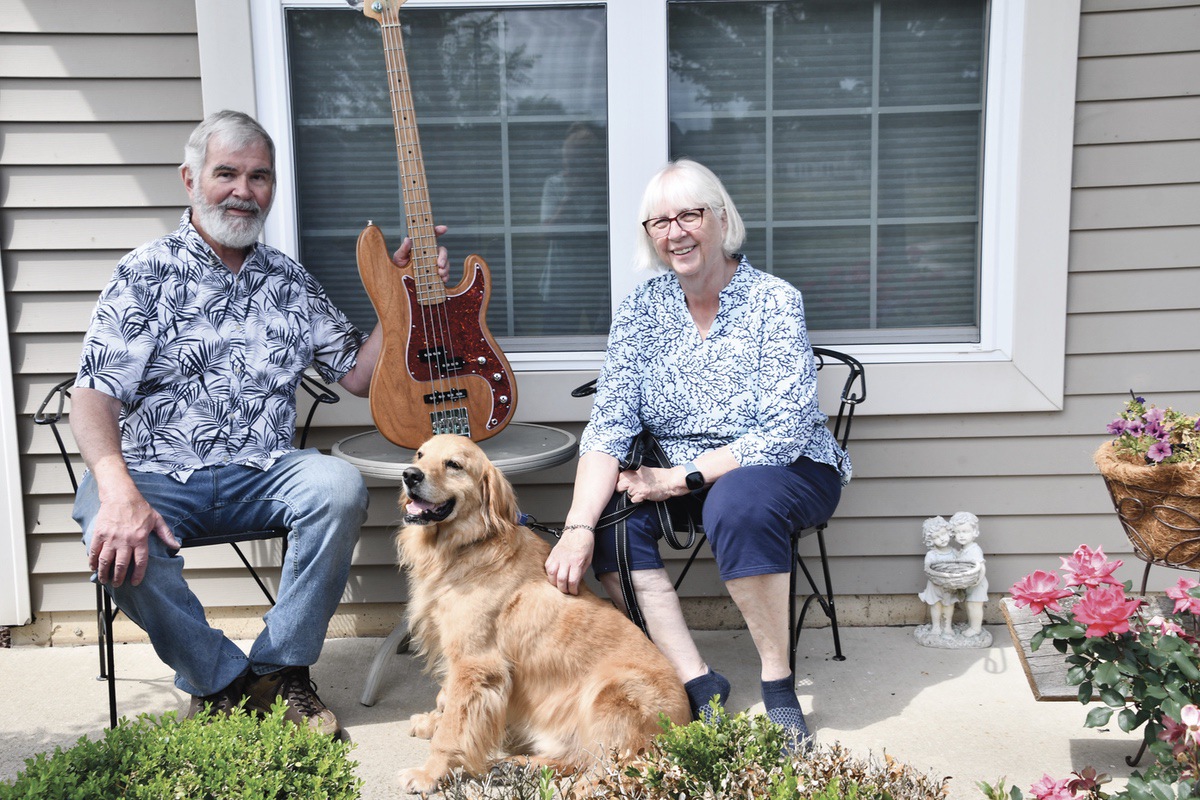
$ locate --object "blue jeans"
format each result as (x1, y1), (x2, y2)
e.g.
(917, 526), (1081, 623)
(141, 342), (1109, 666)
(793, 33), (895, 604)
(73, 449), (366, 697)
(592, 457), (842, 582)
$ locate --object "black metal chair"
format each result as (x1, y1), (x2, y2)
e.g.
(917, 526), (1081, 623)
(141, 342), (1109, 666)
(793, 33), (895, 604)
(573, 346), (866, 671)
(34, 374), (340, 728)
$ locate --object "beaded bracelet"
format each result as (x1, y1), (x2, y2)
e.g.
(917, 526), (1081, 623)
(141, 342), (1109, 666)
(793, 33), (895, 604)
(561, 523), (595, 534)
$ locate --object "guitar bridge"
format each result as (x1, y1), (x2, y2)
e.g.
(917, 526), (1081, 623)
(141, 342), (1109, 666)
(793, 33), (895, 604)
(430, 407), (471, 437)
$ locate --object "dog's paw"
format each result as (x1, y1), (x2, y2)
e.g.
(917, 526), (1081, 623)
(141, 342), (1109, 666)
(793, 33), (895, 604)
(409, 710), (440, 739)
(398, 766), (441, 795)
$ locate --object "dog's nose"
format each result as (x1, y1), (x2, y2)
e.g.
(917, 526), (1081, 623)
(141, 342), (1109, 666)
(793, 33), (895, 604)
(402, 466), (423, 489)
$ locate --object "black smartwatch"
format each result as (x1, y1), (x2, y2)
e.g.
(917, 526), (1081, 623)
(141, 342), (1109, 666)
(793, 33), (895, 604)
(682, 461), (705, 491)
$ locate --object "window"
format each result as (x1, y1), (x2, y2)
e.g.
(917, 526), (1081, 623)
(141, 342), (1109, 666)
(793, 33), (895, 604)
(667, 1), (985, 344)
(285, 5), (611, 351)
(239, 0), (1076, 414)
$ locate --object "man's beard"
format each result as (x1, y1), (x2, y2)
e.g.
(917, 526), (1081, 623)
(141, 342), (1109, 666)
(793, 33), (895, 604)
(192, 192), (270, 250)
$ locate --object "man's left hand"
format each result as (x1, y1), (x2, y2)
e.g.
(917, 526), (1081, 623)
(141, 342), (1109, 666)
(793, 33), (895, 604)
(392, 223), (451, 284)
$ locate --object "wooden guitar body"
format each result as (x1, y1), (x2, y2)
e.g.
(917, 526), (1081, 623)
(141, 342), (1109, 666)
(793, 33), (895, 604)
(355, 0), (517, 449)
(357, 223), (515, 449)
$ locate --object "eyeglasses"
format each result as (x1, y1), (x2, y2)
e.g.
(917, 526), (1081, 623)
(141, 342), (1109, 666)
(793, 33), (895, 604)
(642, 208), (706, 238)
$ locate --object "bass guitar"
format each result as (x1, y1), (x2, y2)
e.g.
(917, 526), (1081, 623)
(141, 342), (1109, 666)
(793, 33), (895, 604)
(355, 0), (517, 449)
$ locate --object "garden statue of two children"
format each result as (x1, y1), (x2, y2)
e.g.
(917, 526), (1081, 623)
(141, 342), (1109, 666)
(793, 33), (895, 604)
(915, 511), (993, 648)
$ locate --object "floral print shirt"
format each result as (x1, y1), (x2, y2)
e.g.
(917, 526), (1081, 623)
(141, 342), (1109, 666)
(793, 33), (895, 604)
(580, 258), (851, 485)
(75, 210), (366, 482)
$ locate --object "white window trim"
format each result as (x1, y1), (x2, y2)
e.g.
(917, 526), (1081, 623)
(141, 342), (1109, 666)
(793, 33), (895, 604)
(0, 249), (31, 626)
(195, 0), (1079, 416)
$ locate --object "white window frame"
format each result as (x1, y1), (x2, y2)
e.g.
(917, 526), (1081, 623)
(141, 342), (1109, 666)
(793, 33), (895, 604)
(0, 249), (31, 626)
(195, 0), (1079, 416)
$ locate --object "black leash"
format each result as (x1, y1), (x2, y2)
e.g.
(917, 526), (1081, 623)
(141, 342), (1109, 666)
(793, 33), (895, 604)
(520, 431), (699, 638)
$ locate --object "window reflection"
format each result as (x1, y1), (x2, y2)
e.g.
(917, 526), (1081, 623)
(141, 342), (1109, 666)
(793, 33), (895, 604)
(287, 6), (610, 347)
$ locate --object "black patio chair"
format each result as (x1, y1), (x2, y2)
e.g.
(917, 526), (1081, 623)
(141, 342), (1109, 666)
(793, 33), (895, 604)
(572, 346), (866, 670)
(34, 374), (340, 728)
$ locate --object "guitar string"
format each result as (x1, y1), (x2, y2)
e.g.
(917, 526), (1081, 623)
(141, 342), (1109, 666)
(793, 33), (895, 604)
(382, 13), (466, 430)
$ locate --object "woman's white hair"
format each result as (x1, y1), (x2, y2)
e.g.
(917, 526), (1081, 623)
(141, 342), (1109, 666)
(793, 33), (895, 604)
(181, 109), (276, 182)
(634, 158), (746, 272)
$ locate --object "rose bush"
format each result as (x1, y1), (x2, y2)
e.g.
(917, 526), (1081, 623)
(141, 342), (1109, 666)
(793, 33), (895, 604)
(998, 545), (1200, 799)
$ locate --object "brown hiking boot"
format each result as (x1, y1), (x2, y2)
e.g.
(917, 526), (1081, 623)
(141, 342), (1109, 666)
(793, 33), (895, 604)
(244, 666), (340, 737)
(186, 672), (248, 719)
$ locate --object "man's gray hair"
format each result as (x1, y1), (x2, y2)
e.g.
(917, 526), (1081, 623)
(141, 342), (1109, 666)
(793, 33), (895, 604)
(181, 109), (276, 179)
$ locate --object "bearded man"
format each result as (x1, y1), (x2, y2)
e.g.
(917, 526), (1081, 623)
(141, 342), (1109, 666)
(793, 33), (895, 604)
(70, 110), (447, 738)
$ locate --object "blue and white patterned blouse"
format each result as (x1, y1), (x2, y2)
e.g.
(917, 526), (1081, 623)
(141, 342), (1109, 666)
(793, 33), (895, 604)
(579, 258), (851, 485)
(75, 210), (367, 482)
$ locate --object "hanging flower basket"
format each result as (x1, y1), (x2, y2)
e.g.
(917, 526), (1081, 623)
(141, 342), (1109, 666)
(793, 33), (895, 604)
(1095, 441), (1200, 568)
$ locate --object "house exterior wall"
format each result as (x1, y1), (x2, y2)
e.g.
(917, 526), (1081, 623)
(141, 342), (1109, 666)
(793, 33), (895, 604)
(2, 0), (1198, 640)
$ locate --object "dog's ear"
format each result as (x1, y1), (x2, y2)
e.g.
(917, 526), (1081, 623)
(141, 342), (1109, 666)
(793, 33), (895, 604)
(479, 458), (518, 535)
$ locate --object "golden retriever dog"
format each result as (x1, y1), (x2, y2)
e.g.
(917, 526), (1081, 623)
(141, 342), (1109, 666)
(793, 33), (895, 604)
(395, 434), (691, 794)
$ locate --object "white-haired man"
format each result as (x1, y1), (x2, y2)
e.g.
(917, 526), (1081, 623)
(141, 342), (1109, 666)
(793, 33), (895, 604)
(72, 110), (446, 738)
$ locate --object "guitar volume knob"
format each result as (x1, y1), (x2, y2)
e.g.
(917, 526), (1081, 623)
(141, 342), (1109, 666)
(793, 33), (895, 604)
(492, 373), (502, 381)
(476, 356), (487, 365)
(499, 395), (509, 404)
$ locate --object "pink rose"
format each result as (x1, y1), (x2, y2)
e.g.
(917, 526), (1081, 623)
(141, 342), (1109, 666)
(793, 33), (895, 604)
(1158, 712), (1188, 755)
(1071, 584), (1142, 637)
(1148, 615), (1186, 637)
(1030, 774), (1075, 800)
(1182, 704), (1200, 747)
(1167, 577), (1200, 615)
(1160, 706), (1200, 756)
(1060, 544), (1123, 589)
(1010, 570), (1073, 615)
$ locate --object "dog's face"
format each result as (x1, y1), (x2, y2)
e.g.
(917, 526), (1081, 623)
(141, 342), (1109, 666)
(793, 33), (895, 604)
(400, 434), (517, 543)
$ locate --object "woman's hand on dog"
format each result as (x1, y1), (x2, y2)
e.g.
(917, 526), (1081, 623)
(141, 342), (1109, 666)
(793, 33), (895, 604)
(546, 527), (594, 595)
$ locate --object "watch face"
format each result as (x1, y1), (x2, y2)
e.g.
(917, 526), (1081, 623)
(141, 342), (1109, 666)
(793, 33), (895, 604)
(686, 471), (704, 491)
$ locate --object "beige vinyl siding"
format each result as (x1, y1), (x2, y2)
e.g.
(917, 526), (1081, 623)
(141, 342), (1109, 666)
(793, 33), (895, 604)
(4, 0), (1200, 631)
(2, 1), (207, 617)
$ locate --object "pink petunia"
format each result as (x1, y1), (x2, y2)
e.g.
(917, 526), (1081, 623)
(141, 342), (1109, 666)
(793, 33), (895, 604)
(1071, 584), (1142, 637)
(1060, 544), (1123, 589)
(1030, 774), (1076, 800)
(1010, 570), (1073, 615)
(1143, 407), (1166, 425)
(1166, 577), (1200, 615)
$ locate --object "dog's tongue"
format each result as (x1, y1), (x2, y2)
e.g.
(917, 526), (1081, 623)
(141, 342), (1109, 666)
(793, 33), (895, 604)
(406, 499), (437, 516)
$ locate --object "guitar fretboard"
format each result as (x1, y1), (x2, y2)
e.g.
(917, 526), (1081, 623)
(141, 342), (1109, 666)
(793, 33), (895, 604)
(380, 13), (445, 308)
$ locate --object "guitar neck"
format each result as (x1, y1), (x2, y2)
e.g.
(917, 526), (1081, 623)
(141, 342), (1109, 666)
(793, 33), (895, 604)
(379, 10), (444, 305)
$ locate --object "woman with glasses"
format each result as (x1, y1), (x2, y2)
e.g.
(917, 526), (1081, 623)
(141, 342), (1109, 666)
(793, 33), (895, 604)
(545, 159), (851, 746)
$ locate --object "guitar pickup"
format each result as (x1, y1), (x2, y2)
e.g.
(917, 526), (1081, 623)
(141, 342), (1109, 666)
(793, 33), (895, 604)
(423, 389), (469, 405)
(417, 348), (466, 374)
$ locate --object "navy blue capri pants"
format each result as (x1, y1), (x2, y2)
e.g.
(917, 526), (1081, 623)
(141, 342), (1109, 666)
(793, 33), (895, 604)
(591, 456), (842, 582)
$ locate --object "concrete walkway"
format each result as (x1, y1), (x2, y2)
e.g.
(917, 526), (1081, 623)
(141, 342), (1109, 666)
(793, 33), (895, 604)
(1, 627), (1142, 799)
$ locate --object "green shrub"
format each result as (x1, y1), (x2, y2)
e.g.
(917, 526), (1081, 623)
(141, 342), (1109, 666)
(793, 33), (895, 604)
(595, 703), (951, 800)
(0, 703), (361, 800)
(433, 705), (951, 798)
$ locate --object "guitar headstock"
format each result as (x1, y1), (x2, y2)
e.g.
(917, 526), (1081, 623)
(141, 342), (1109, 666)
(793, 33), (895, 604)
(346, 0), (409, 23)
